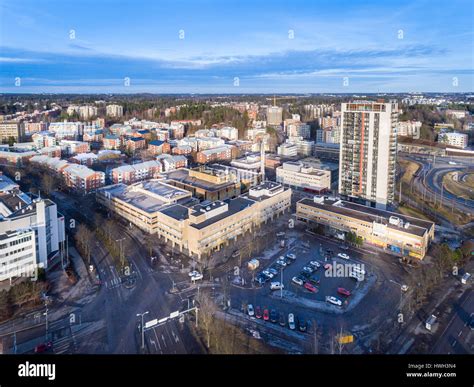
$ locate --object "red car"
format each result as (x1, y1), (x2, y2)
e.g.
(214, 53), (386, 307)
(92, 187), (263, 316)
(255, 306), (262, 319)
(304, 282), (317, 293)
(263, 308), (269, 321)
(337, 287), (351, 297)
(34, 341), (53, 353)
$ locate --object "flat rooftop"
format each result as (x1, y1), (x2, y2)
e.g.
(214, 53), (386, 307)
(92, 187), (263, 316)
(166, 169), (235, 192)
(98, 180), (190, 214)
(190, 197), (254, 230)
(159, 204), (189, 221)
(298, 197), (434, 237)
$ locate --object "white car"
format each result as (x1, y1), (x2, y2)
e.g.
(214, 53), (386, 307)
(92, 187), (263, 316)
(263, 270), (274, 279)
(190, 273), (203, 281)
(247, 304), (255, 317)
(276, 232), (286, 237)
(286, 253), (296, 261)
(288, 313), (296, 330)
(309, 261), (321, 269)
(270, 281), (284, 290)
(338, 253), (350, 260)
(326, 296), (343, 306)
(188, 270), (200, 277)
(276, 258), (287, 267)
(292, 276), (304, 286)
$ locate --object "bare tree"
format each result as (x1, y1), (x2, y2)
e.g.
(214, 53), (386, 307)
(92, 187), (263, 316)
(75, 223), (94, 264)
(196, 291), (217, 350)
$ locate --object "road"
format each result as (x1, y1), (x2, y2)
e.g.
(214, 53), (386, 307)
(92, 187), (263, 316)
(400, 153), (474, 211)
(432, 290), (473, 354)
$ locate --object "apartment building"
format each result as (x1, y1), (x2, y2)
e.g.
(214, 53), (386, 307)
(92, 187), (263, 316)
(49, 121), (83, 140)
(0, 189), (65, 280)
(126, 137), (146, 152)
(103, 135), (122, 150)
(156, 154), (188, 172)
(397, 120), (421, 139)
(111, 160), (162, 184)
(196, 145), (234, 164)
(438, 132), (468, 149)
(339, 101), (398, 209)
(106, 104), (124, 117)
(148, 140), (171, 155)
(0, 122), (24, 143)
(266, 106), (283, 126)
(296, 196), (435, 259)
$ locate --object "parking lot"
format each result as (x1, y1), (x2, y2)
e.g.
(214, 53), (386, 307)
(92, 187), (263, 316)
(254, 242), (362, 306)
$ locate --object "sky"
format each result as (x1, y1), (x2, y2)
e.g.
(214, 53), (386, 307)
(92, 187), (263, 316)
(0, 0), (473, 93)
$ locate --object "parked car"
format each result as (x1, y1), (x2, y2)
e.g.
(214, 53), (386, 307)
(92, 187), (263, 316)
(34, 342), (52, 353)
(337, 253), (350, 260)
(270, 281), (284, 290)
(263, 308), (269, 321)
(279, 312), (286, 327)
(302, 266), (314, 274)
(268, 268), (278, 276)
(284, 257), (292, 265)
(309, 261), (321, 269)
(190, 273), (203, 281)
(326, 296), (343, 306)
(286, 253), (296, 261)
(255, 306), (262, 319)
(340, 245), (349, 250)
(255, 274), (267, 285)
(304, 282), (317, 293)
(337, 287), (351, 297)
(300, 271), (311, 278)
(298, 318), (307, 332)
(276, 257), (287, 267)
(292, 276), (304, 286)
(288, 313), (296, 330)
(262, 270), (274, 279)
(247, 304), (255, 317)
(308, 278), (320, 286)
(188, 270), (200, 277)
(276, 232), (286, 237)
(270, 309), (278, 323)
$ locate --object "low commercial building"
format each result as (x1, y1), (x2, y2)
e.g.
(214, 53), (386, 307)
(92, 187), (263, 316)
(296, 196), (435, 259)
(96, 180), (193, 234)
(276, 161), (331, 192)
(166, 167), (241, 201)
(98, 180), (291, 260)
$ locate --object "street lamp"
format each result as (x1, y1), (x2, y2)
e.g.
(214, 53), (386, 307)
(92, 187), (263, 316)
(137, 311), (149, 350)
(389, 279), (409, 320)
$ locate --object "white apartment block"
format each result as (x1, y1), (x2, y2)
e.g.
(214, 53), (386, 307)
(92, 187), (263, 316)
(0, 190), (65, 281)
(106, 104), (124, 117)
(49, 121), (83, 140)
(398, 120), (421, 139)
(438, 132), (468, 149)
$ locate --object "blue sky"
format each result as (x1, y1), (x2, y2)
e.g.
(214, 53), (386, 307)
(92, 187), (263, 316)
(0, 0), (473, 93)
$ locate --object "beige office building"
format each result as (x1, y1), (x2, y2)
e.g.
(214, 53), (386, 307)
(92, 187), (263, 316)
(97, 180), (291, 260)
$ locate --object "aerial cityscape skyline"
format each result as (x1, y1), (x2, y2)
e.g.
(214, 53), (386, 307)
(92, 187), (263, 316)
(1, 0), (473, 93)
(0, 1), (472, 384)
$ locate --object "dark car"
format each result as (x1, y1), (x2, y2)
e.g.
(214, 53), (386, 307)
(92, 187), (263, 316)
(300, 271), (311, 279)
(255, 306), (262, 319)
(270, 309), (278, 323)
(35, 341), (53, 353)
(279, 312), (286, 327)
(298, 319), (307, 332)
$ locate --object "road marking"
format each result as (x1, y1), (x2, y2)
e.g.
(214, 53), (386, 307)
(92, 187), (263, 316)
(161, 334), (167, 348)
(458, 330), (463, 337)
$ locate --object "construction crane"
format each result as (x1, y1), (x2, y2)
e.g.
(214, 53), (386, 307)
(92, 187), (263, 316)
(265, 95), (298, 106)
